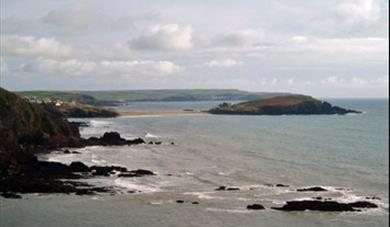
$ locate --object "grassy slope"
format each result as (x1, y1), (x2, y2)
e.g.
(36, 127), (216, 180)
(0, 88), (80, 151)
(238, 95), (317, 108)
(47, 103), (118, 118)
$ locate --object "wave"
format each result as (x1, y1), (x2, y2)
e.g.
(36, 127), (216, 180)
(114, 178), (161, 193)
(145, 133), (160, 138)
(90, 120), (111, 127)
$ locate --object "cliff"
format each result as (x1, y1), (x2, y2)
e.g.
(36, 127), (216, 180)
(0, 87), (83, 151)
(42, 103), (119, 118)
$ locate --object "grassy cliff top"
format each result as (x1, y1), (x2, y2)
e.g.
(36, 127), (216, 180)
(0, 87), (81, 151)
(238, 95), (317, 108)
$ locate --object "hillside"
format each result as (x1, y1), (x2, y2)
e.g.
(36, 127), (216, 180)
(0, 87), (82, 151)
(43, 103), (119, 118)
(16, 89), (291, 103)
(209, 95), (360, 115)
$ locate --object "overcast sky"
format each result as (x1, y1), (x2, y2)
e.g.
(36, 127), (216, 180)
(0, 0), (388, 97)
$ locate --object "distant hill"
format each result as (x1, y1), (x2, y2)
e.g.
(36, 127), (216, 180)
(43, 103), (119, 118)
(0, 87), (82, 151)
(16, 89), (292, 103)
(209, 95), (360, 115)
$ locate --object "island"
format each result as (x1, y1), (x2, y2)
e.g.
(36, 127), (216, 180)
(208, 95), (361, 115)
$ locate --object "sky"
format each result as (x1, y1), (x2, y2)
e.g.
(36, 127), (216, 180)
(0, 0), (388, 97)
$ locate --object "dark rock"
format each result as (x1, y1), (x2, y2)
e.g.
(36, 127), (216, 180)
(215, 186), (239, 191)
(127, 138), (145, 145)
(366, 196), (381, 200)
(86, 132), (144, 146)
(63, 149), (71, 154)
(226, 187), (240, 191)
(297, 186), (327, 192)
(155, 141), (162, 145)
(176, 200), (184, 203)
(348, 201), (378, 208)
(118, 169), (154, 177)
(272, 200), (378, 212)
(247, 204), (265, 210)
(1, 192), (22, 199)
(276, 184), (289, 187)
(38, 161), (74, 178)
(71, 151), (81, 154)
(75, 189), (96, 196)
(148, 141), (154, 145)
(171, 142), (175, 145)
(215, 186), (226, 191)
(90, 165), (127, 176)
(69, 161), (90, 172)
(192, 201), (199, 205)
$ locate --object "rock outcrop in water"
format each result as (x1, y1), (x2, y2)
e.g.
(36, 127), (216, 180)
(209, 95), (360, 115)
(85, 132), (145, 146)
(272, 200), (378, 212)
(0, 151), (155, 198)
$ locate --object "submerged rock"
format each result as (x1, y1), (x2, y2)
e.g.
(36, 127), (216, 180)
(247, 204), (265, 210)
(272, 200), (378, 212)
(215, 186), (226, 191)
(0, 192), (22, 199)
(90, 165), (128, 176)
(215, 186), (240, 191)
(297, 186), (327, 192)
(118, 169), (155, 177)
(68, 161), (90, 172)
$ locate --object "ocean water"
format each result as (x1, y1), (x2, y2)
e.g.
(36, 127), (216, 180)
(1, 99), (388, 227)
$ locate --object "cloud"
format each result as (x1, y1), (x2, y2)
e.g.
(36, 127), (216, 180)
(129, 24), (193, 51)
(286, 36), (388, 54)
(1, 35), (73, 58)
(42, 2), (96, 33)
(336, 0), (381, 25)
(213, 29), (265, 47)
(320, 75), (388, 88)
(21, 58), (182, 76)
(204, 58), (244, 68)
(0, 57), (8, 73)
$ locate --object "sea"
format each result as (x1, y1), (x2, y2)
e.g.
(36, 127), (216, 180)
(1, 99), (388, 227)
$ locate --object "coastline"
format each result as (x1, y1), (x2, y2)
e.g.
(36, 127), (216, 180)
(118, 111), (210, 117)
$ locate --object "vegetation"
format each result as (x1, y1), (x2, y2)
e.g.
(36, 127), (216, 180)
(42, 103), (119, 118)
(16, 89), (291, 102)
(209, 95), (360, 115)
(0, 87), (82, 151)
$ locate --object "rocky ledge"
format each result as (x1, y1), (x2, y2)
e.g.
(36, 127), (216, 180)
(0, 151), (155, 198)
(84, 131), (145, 146)
(272, 200), (378, 212)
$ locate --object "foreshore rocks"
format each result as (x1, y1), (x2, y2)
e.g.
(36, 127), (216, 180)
(85, 132), (145, 146)
(0, 151), (154, 198)
(272, 200), (378, 212)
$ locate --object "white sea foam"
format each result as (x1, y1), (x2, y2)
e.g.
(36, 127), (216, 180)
(184, 192), (224, 200)
(90, 120), (111, 127)
(114, 178), (161, 193)
(145, 133), (160, 138)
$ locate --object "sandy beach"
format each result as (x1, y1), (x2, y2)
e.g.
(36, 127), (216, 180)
(118, 111), (210, 117)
